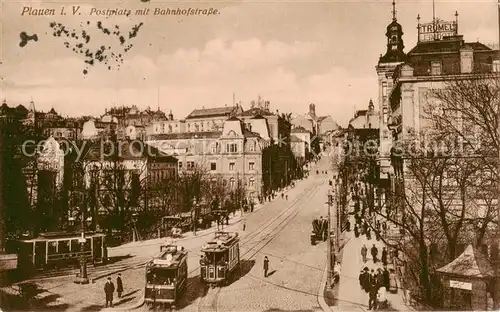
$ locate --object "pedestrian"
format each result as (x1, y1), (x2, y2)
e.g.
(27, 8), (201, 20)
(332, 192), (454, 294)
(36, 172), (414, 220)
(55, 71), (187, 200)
(377, 286), (388, 309)
(285, 194), (288, 200)
(361, 267), (370, 292)
(371, 244), (378, 263)
(104, 277), (115, 307)
(354, 224), (359, 238)
(361, 244), (368, 263)
(358, 270), (365, 290)
(346, 218), (351, 232)
(281, 193), (284, 199)
(368, 283), (378, 310)
(382, 247), (388, 266)
(383, 268), (390, 289)
(243, 220), (246, 231)
(116, 273), (123, 299)
(263, 256), (269, 277)
(366, 227), (371, 240)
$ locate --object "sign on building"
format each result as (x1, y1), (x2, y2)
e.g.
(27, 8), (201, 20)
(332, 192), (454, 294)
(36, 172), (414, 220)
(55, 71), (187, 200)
(450, 280), (472, 291)
(418, 20), (457, 42)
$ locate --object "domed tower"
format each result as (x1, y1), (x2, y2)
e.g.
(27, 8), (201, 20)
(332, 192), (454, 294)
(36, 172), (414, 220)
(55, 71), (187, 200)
(379, 0), (407, 64)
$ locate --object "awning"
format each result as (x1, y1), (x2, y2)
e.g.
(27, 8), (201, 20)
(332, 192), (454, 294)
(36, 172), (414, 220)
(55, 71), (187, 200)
(436, 244), (494, 279)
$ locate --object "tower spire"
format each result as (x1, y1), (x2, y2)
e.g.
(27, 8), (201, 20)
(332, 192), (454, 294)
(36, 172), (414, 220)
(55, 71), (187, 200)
(392, 0), (397, 21)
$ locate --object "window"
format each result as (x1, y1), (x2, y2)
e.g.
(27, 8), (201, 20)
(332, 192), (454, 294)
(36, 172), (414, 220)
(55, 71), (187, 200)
(249, 178), (255, 187)
(493, 60), (500, 72)
(211, 142), (219, 154)
(187, 161), (195, 170)
(229, 162), (235, 171)
(195, 123), (200, 132)
(168, 125), (172, 133)
(230, 178), (235, 188)
(249, 162), (254, 171)
(179, 162), (183, 170)
(211, 162), (216, 171)
(249, 141), (256, 152)
(382, 82), (387, 99)
(431, 61), (442, 75)
(226, 143), (238, 153)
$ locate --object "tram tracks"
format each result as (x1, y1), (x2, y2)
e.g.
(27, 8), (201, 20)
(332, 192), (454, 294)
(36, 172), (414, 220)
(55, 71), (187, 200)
(139, 176), (327, 311)
(193, 177), (326, 312)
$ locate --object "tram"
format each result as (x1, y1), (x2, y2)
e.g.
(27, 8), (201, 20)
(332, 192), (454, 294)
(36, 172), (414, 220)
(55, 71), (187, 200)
(144, 244), (188, 309)
(200, 231), (240, 287)
(15, 232), (106, 272)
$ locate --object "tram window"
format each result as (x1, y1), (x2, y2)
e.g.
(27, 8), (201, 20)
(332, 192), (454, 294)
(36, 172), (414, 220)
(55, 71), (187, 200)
(71, 240), (81, 252)
(147, 268), (176, 286)
(59, 240), (70, 253)
(48, 241), (57, 255)
(85, 239), (91, 251)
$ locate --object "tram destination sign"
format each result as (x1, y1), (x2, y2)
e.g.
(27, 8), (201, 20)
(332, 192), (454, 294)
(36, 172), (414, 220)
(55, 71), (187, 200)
(418, 20), (457, 42)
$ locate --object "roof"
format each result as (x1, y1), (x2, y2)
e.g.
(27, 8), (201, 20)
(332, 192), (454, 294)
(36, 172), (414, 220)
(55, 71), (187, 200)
(147, 131), (222, 141)
(149, 245), (187, 268)
(290, 135), (304, 142)
(186, 106), (241, 119)
(240, 107), (274, 117)
(408, 37), (492, 55)
(243, 130), (260, 138)
(436, 244), (494, 279)
(291, 126), (310, 134)
(202, 232), (239, 252)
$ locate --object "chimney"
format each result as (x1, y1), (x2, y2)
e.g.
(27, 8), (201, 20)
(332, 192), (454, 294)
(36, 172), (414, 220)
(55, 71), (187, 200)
(309, 103), (316, 119)
(264, 101), (270, 111)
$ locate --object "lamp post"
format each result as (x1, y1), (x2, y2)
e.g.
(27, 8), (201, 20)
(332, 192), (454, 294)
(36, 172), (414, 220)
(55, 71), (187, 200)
(192, 198), (197, 236)
(326, 182), (333, 290)
(495, 1), (500, 306)
(74, 203), (89, 284)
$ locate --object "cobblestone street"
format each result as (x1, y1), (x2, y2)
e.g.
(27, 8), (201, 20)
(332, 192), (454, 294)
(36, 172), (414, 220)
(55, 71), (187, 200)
(4, 157), (333, 312)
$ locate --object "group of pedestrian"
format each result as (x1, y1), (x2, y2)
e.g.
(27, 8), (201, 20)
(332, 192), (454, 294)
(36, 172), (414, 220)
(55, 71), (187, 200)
(358, 267), (389, 310)
(104, 273), (124, 308)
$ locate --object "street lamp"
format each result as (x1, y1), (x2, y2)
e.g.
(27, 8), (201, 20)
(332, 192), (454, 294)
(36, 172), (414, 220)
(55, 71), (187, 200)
(192, 198), (198, 236)
(74, 203), (89, 284)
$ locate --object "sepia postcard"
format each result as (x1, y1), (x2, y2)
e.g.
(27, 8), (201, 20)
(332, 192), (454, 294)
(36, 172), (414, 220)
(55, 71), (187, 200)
(0, 0), (499, 311)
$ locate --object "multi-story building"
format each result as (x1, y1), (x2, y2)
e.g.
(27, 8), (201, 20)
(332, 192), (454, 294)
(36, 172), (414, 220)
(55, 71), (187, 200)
(291, 103), (338, 137)
(373, 5), (500, 304)
(146, 116), (267, 200)
(290, 126), (311, 160)
(185, 105), (244, 133)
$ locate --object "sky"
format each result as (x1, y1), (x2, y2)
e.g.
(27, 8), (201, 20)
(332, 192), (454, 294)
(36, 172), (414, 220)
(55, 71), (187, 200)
(1, 0), (498, 126)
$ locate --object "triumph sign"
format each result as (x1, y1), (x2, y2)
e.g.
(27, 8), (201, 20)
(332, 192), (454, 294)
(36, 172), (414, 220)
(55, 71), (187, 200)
(418, 20), (457, 42)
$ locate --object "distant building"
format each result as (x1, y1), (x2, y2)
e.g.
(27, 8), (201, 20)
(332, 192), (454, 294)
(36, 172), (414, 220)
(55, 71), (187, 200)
(291, 103), (338, 137)
(185, 104), (243, 133)
(145, 116), (266, 200)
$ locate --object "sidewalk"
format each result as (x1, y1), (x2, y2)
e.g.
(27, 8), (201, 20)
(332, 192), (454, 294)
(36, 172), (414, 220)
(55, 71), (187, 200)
(335, 216), (413, 311)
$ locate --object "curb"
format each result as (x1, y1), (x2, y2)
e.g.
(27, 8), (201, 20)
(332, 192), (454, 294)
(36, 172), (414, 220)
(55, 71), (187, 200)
(317, 262), (332, 312)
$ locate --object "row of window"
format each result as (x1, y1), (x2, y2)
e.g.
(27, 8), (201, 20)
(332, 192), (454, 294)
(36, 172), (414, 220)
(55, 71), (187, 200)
(179, 141), (257, 154)
(209, 162), (254, 171)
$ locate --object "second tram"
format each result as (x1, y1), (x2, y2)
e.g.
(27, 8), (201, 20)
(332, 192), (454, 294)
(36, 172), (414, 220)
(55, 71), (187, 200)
(144, 244), (188, 309)
(199, 231), (240, 287)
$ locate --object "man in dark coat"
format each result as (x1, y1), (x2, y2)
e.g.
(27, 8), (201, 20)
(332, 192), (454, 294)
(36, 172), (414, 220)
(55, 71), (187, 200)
(361, 244), (368, 263)
(104, 277), (115, 307)
(263, 256), (269, 277)
(381, 247), (388, 266)
(383, 268), (390, 289)
(354, 224), (359, 238)
(116, 273), (123, 298)
(371, 244), (378, 263)
(345, 219), (351, 232)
